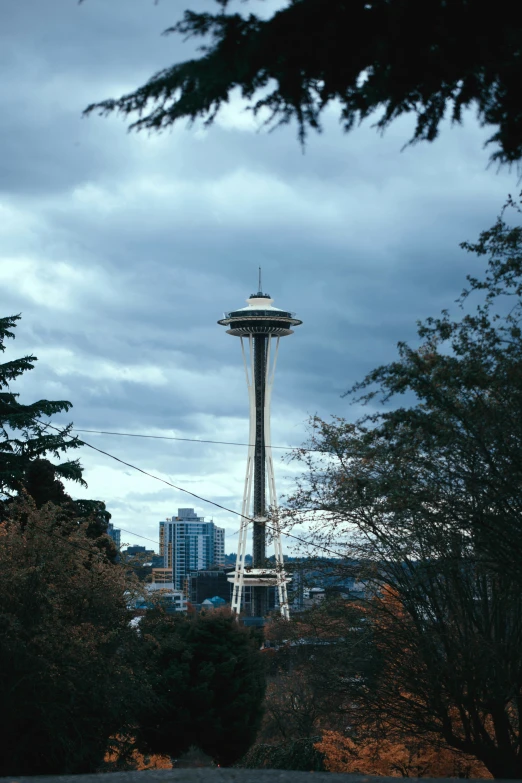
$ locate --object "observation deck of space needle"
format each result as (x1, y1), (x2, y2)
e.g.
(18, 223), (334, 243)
(218, 269), (302, 619)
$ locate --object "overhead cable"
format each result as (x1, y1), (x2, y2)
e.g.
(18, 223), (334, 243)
(38, 418), (345, 560)
(72, 427), (323, 453)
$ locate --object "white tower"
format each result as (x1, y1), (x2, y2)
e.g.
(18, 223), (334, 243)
(218, 274), (302, 618)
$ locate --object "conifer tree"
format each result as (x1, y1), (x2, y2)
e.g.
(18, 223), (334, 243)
(0, 315), (118, 560)
(0, 314), (84, 502)
(84, 0), (522, 165)
(137, 607), (266, 766)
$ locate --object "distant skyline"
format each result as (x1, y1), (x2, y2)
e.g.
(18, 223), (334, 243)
(0, 0), (517, 551)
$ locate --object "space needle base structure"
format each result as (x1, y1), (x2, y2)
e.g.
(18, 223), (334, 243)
(218, 277), (302, 619)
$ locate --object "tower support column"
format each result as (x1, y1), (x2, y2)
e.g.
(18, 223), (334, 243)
(253, 333), (268, 617)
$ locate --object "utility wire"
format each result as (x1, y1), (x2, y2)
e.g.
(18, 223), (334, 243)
(36, 417), (345, 560)
(72, 427), (323, 453)
(1, 400), (341, 559)
(118, 528), (160, 546)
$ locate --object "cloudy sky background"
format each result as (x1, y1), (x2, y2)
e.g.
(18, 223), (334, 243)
(1, 0), (516, 553)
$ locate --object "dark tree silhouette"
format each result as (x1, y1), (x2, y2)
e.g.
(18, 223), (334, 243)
(0, 315), (118, 562)
(0, 314), (84, 502)
(137, 607), (266, 766)
(85, 0), (522, 165)
(0, 496), (145, 775)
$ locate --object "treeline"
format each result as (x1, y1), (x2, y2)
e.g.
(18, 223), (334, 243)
(0, 317), (265, 775)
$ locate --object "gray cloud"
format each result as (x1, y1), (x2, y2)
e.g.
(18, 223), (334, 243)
(0, 0), (517, 551)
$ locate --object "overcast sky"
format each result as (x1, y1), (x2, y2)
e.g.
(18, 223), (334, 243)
(1, 0), (516, 553)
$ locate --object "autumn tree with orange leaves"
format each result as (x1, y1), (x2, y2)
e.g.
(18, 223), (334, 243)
(312, 587), (490, 777)
(316, 729), (491, 778)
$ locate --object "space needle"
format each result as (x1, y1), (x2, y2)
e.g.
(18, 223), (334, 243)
(218, 271), (302, 619)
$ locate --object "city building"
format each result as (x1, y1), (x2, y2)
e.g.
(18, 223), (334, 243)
(146, 583), (187, 612)
(187, 569), (277, 615)
(188, 568), (233, 606)
(288, 560), (369, 611)
(151, 568), (174, 584)
(126, 545), (146, 556)
(242, 584), (277, 617)
(107, 523), (121, 549)
(218, 275), (302, 618)
(213, 524), (225, 567)
(132, 583), (187, 614)
(159, 508), (226, 591)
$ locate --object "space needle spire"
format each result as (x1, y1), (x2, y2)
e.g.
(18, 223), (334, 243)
(218, 275), (302, 619)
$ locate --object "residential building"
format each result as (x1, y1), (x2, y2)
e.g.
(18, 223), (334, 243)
(303, 587), (326, 608)
(159, 509), (226, 591)
(213, 524), (225, 567)
(288, 559), (369, 611)
(107, 523), (121, 549)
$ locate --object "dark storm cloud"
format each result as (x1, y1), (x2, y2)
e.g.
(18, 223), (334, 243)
(0, 0), (518, 545)
(0, 0), (211, 197)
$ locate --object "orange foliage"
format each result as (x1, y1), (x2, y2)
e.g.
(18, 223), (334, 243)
(104, 738), (172, 771)
(315, 730), (491, 778)
(380, 584), (403, 612)
(130, 751), (172, 771)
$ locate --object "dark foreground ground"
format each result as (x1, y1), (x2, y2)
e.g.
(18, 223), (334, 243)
(0, 771), (517, 783)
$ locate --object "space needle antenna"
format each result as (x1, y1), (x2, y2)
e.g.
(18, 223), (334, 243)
(218, 277), (302, 619)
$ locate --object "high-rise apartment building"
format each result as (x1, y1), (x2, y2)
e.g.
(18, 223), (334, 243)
(107, 523), (121, 549)
(159, 509), (226, 590)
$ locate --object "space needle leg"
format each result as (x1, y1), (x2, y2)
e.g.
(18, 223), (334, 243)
(231, 336), (255, 615)
(264, 336), (289, 619)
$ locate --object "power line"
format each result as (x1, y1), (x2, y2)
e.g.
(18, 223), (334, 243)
(38, 418), (346, 560)
(119, 528), (160, 546)
(1, 400), (341, 560)
(71, 427), (323, 453)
